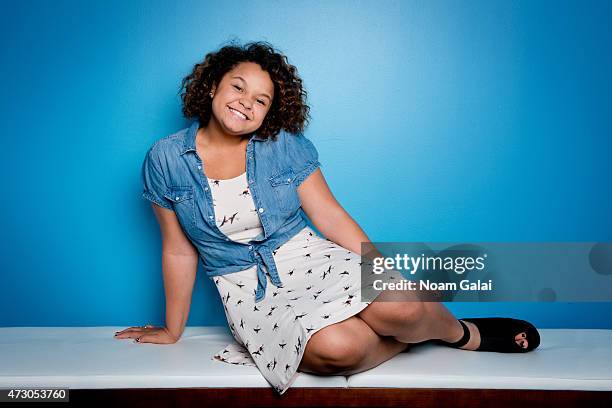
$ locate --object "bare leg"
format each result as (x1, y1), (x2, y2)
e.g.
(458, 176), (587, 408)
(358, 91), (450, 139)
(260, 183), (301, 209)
(358, 292), (528, 351)
(419, 302), (483, 350)
(357, 291), (473, 344)
(299, 306), (529, 378)
(298, 315), (409, 376)
(340, 334), (409, 376)
(400, 303), (528, 350)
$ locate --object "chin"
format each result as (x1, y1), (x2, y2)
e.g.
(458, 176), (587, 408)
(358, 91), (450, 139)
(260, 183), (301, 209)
(221, 122), (253, 137)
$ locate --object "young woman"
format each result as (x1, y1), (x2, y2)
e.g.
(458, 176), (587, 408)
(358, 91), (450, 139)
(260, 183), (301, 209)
(115, 41), (540, 395)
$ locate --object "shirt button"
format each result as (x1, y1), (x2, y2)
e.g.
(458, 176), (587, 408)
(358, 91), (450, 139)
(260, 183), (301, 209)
(258, 208), (264, 213)
(225, 238), (229, 241)
(248, 245), (253, 249)
(287, 178), (291, 182)
(175, 197), (180, 201)
(204, 187), (209, 191)
(197, 165), (201, 169)
(209, 215), (213, 219)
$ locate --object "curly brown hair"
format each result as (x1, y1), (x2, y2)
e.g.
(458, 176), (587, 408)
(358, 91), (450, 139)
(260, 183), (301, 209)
(179, 41), (310, 140)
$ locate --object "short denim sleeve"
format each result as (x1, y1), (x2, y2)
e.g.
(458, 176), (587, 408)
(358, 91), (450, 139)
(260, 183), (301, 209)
(141, 146), (174, 210)
(284, 133), (321, 187)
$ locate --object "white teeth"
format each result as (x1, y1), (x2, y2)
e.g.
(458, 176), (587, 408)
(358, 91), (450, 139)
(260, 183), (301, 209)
(229, 107), (247, 120)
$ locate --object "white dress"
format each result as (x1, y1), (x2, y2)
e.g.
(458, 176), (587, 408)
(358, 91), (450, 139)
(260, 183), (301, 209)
(209, 171), (373, 395)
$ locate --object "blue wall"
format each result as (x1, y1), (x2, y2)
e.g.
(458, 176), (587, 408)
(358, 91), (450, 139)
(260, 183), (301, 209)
(1, 0), (611, 328)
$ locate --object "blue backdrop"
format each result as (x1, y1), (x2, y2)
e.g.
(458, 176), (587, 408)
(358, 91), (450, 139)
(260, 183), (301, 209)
(1, 0), (611, 328)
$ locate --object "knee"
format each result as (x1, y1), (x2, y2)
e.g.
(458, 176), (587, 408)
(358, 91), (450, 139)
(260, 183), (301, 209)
(319, 346), (366, 374)
(370, 299), (427, 334)
(305, 333), (367, 374)
(323, 344), (366, 373)
(400, 301), (426, 326)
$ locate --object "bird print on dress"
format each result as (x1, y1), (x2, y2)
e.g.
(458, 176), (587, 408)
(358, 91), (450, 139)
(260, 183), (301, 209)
(209, 171), (375, 395)
(208, 174), (263, 244)
(219, 212), (239, 227)
(239, 187), (251, 198)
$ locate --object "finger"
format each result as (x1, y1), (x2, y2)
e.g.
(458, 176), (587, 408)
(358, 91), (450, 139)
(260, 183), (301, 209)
(114, 329), (128, 337)
(115, 328), (139, 337)
(116, 326), (144, 335)
(115, 328), (145, 338)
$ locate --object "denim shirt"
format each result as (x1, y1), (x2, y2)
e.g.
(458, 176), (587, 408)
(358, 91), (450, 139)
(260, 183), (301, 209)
(141, 120), (321, 303)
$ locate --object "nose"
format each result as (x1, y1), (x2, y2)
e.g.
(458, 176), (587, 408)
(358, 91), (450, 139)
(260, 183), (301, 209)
(239, 98), (253, 110)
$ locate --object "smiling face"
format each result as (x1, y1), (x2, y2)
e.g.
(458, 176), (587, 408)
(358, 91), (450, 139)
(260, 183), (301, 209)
(209, 61), (275, 137)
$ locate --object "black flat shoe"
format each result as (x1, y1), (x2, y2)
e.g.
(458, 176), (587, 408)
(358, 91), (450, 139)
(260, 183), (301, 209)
(440, 317), (541, 353)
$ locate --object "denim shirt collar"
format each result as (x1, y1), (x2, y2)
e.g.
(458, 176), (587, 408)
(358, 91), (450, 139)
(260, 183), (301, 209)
(180, 120), (267, 155)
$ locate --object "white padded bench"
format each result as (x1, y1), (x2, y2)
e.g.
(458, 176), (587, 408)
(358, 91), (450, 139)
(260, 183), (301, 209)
(1, 326), (611, 407)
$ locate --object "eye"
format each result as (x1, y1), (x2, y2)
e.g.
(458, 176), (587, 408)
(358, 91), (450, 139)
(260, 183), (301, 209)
(232, 84), (266, 105)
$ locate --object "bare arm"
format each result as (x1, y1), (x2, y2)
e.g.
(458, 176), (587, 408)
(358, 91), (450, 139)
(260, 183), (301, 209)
(297, 168), (372, 256)
(151, 203), (199, 340)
